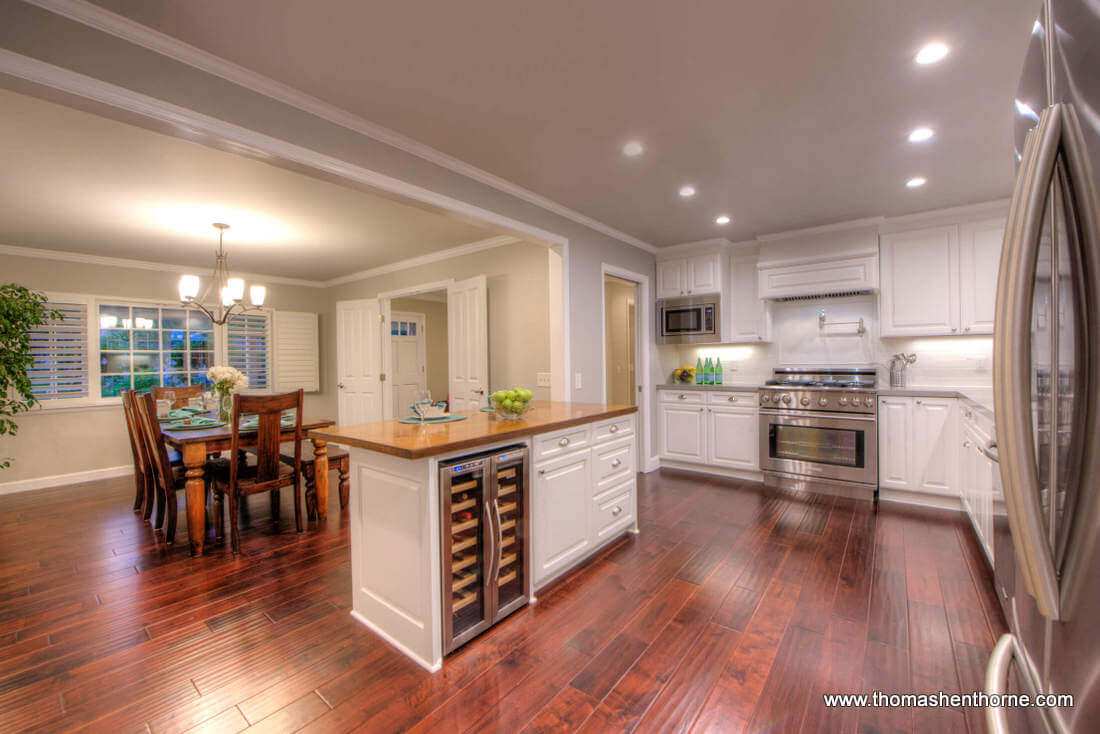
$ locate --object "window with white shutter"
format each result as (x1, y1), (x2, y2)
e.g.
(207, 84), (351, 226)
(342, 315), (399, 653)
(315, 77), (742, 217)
(26, 298), (90, 405)
(226, 311), (271, 391)
(273, 311), (319, 392)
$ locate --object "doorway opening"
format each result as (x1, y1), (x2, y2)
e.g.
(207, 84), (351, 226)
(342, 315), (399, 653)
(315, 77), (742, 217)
(389, 291), (448, 418)
(603, 274), (638, 407)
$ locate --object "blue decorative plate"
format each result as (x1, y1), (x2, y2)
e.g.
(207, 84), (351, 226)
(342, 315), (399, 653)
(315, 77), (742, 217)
(163, 419), (226, 431)
(398, 414), (468, 425)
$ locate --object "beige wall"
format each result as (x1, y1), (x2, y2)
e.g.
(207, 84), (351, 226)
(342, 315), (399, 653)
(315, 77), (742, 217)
(604, 276), (637, 406)
(0, 249), (328, 484)
(390, 296), (448, 401)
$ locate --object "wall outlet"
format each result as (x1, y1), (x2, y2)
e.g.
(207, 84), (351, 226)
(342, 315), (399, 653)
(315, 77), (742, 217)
(574, 371), (583, 390)
(536, 371), (552, 387)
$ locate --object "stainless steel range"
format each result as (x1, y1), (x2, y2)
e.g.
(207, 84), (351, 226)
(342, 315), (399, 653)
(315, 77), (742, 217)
(758, 367), (878, 497)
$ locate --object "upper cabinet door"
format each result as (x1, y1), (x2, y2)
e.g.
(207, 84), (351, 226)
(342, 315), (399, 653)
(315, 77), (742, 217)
(879, 226), (960, 336)
(959, 218), (1006, 335)
(686, 253), (721, 295)
(657, 259), (687, 299)
(728, 253), (770, 342)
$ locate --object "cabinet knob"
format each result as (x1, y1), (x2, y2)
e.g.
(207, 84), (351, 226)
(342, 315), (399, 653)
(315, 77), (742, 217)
(964, 327), (971, 332)
(915, 400), (922, 405)
(952, 327), (958, 332)
(610, 424), (619, 433)
(728, 396), (737, 402)
(678, 394), (687, 400)
(558, 437), (570, 447)
(611, 505), (623, 516)
(611, 459), (622, 468)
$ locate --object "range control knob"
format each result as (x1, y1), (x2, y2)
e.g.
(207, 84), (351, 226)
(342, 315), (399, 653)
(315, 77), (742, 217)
(864, 397), (875, 407)
(838, 397), (849, 406)
(781, 394), (792, 405)
(800, 397), (811, 406)
(760, 393), (770, 403)
(818, 397), (829, 407)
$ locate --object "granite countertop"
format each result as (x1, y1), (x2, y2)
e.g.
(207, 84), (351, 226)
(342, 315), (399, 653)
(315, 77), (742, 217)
(309, 402), (636, 460)
(877, 388), (995, 424)
(657, 383), (760, 391)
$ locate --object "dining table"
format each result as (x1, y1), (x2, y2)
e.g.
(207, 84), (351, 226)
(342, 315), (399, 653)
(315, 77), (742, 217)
(160, 414), (336, 556)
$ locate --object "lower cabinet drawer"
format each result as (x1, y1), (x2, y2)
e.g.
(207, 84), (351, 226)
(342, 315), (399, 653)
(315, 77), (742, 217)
(592, 436), (635, 491)
(593, 481), (635, 541)
(534, 425), (591, 462)
(592, 415), (635, 443)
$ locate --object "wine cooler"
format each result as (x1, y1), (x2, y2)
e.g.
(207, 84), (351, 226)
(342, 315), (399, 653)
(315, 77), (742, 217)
(439, 444), (530, 654)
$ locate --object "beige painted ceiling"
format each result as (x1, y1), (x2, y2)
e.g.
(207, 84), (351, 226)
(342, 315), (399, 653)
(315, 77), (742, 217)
(88, 0), (1039, 246)
(0, 87), (492, 281)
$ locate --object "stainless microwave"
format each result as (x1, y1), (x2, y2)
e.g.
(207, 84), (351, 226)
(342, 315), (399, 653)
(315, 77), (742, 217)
(657, 296), (720, 344)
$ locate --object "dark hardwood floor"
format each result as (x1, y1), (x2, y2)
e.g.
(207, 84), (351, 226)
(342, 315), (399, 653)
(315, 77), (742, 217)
(0, 468), (1005, 733)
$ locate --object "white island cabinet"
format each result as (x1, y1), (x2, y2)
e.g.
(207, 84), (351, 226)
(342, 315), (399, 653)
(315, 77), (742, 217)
(309, 403), (637, 673)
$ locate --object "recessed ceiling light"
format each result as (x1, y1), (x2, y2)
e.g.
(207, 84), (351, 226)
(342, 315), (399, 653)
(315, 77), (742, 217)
(915, 42), (949, 65)
(715, 215), (731, 225)
(908, 127), (935, 143)
(906, 176), (927, 188)
(679, 185), (696, 198)
(622, 140), (644, 157)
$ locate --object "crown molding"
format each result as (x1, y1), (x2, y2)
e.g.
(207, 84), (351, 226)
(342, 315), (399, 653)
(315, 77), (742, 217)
(878, 198), (1011, 232)
(0, 235), (525, 289)
(22, 0), (657, 255)
(325, 235), (520, 286)
(756, 216), (886, 243)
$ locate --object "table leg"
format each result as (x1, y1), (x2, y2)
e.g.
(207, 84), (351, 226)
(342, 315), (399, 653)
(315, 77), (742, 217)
(312, 438), (329, 521)
(183, 442), (208, 556)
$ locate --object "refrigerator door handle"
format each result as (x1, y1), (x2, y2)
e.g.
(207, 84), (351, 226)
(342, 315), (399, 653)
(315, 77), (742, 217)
(984, 633), (1016, 734)
(1054, 104), (1100, 618)
(994, 103), (1063, 620)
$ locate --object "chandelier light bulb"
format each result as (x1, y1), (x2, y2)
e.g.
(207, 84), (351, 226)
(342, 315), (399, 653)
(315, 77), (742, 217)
(250, 284), (267, 307)
(227, 277), (245, 301)
(178, 274), (200, 301)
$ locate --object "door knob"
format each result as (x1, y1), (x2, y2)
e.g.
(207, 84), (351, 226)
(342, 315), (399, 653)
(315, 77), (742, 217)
(337, 383), (345, 389)
(473, 389), (485, 395)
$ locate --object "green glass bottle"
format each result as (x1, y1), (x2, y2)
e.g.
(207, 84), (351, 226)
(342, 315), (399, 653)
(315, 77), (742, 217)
(715, 358), (724, 385)
(695, 357), (703, 384)
(704, 357), (714, 385)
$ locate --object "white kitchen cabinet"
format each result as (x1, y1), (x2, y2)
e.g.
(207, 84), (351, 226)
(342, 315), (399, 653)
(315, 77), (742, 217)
(705, 405), (758, 470)
(959, 219), (1005, 335)
(656, 253), (723, 298)
(727, 253), (771, 342)
(533, 450), (593, 582)
(959, 410), (996, 564)
(879, 226), (960, 336)
(912, 398), (957, 494)
(658, 402), (707, 462)
(877, 397), (912, 490)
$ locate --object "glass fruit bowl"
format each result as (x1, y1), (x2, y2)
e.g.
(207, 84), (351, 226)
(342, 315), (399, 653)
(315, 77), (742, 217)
(494, 402), (533, 421)
(490, 388), (534, 421)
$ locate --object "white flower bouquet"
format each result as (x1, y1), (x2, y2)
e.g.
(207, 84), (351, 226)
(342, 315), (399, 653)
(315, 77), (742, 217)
(207, 365), (249, 420)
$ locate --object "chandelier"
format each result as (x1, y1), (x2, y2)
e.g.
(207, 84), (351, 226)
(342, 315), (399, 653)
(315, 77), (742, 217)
(177, 223), (266, 326)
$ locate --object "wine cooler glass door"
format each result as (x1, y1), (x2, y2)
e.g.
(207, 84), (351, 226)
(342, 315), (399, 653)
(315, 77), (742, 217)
(492, 450), (529, 619)
(441, 458), (492, 653)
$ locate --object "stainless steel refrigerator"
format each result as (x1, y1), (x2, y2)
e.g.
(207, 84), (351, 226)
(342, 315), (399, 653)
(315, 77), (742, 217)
(987, 0), (1100, 732)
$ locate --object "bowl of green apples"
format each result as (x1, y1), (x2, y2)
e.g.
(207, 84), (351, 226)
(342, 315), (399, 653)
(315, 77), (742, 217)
(490, 387), (534, 420)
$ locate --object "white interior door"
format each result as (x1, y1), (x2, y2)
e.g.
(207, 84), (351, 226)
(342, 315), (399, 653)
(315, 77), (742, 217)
(336, 298), (383, 426)
(447, 275), (488, 413)
(390, 311), (427, 417)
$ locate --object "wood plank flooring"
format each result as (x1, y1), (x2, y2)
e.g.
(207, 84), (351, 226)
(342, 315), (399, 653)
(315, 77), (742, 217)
(0, 468), (1006, 732)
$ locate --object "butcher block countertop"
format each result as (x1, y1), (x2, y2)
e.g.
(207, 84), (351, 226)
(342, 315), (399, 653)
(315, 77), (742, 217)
(308, 402), (637, 460)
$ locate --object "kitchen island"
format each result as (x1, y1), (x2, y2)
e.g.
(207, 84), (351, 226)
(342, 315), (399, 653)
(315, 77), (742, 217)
(309, 402), (638, 671)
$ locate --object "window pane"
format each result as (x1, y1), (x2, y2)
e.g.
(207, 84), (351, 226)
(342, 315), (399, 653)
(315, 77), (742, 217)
(98, 304), (129, 329)
(100, 329), (130, 350)
(409, 322), (417, 336)
(162, 309), (187, 329)
(190, 372), (211, 388)
(100, 374), (130, 397)
(163, 372), (189, 387)
(190, 352), (213, 371)
(164, 352), (187, 371)
(132, 307), (159, 330)
(188, 311), (212, 330)
(162, 330), (186, 350)
(101, 352), (131, 373)
(132, 353), (160, 373)
(132, 330), (159, 350)
(189, 331), (213, 350)
(132, 373), (159, 392)
(391, 321), (398, 335)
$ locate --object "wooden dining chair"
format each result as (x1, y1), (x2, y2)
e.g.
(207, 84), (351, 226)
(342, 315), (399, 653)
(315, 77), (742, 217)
(280, 446), (350, 518)
(152, 384), (204, 409)
(212, 390), (304, 553)
(121, 389), (153, 515)
(135, 391), (190, 544)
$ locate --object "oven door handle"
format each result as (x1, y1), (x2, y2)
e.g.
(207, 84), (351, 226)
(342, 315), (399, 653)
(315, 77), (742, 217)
(759, 408), (877, 422)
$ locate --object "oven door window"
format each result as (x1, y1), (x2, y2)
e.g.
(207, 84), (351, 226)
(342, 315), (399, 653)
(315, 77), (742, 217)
(770, 424), (865, 468)
(664, 307), (701, 334)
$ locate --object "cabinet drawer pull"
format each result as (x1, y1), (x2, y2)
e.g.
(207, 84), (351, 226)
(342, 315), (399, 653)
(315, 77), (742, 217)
(611, 505), (623, 516)
(611, 459), (622, 468)
(610, 424), (619, 433)
(558, 437), (570, 447)
(678, 393), (687, 400)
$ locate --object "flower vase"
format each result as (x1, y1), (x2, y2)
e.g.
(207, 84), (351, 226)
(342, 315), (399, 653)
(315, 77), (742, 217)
(217, 388), (233, 422)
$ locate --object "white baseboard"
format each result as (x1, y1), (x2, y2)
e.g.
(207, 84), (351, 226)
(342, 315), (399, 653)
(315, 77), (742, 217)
(0, 464), (132, 495)
(877, 487), (963, 512)
(656, 460), (763, 484)
(349, 609), (441, 673)
(643, 456), (661, 473)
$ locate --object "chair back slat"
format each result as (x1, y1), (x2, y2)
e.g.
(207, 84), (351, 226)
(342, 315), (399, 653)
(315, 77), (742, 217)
(230, 390), (303, 490)
(120, 390), (147, 473)
(152, 384), (203, 409)
(137, 392), (178, 493)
